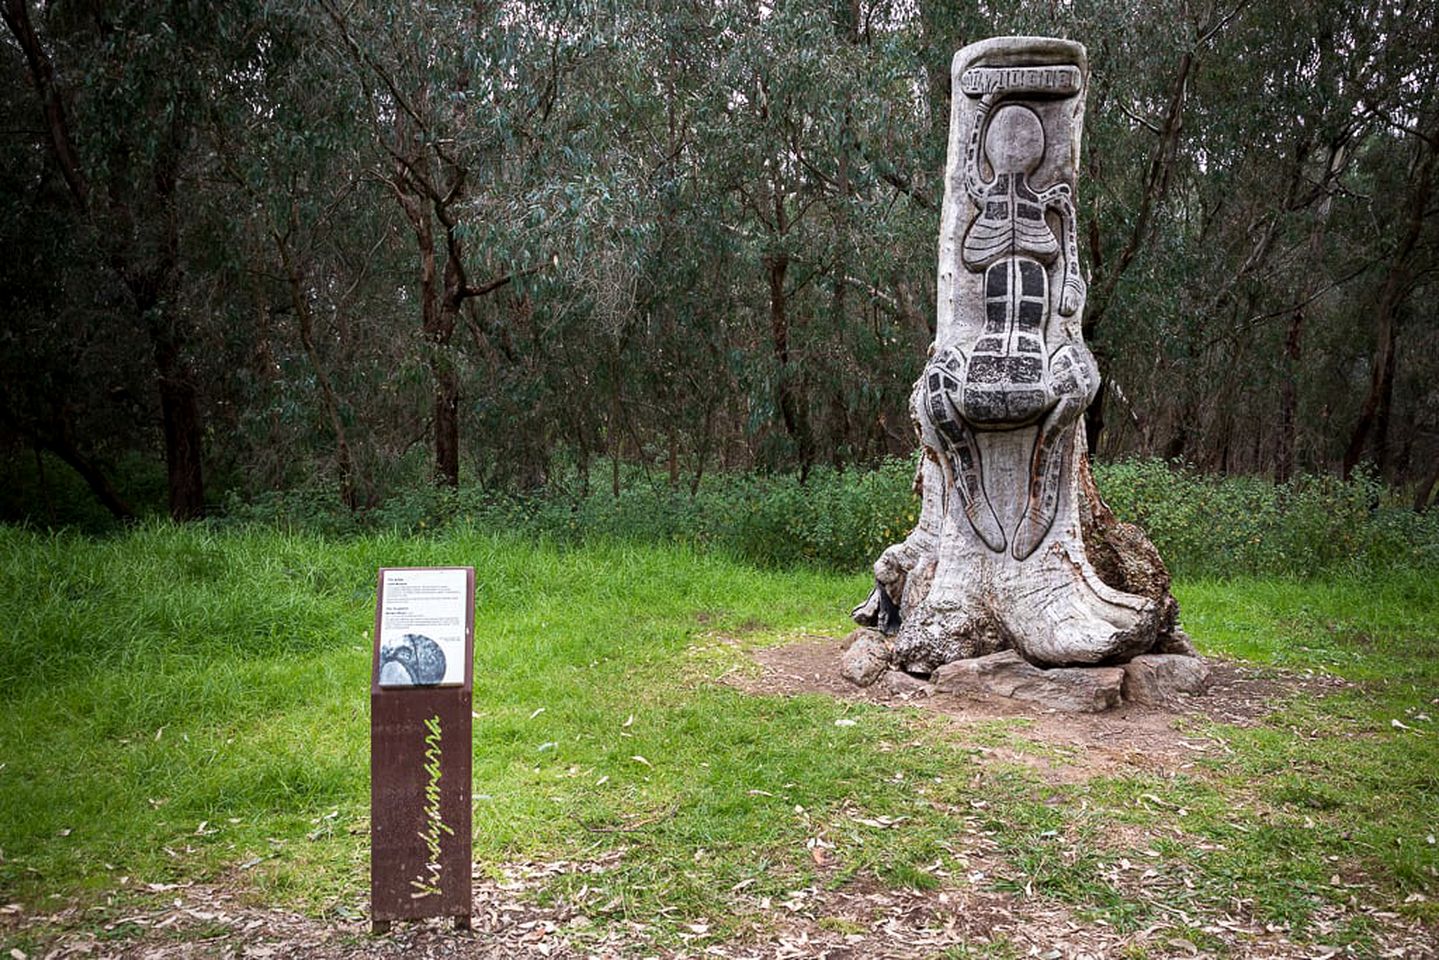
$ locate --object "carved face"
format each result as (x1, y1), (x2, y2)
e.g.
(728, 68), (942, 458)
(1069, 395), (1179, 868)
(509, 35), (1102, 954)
(985, 105), (1045, 175)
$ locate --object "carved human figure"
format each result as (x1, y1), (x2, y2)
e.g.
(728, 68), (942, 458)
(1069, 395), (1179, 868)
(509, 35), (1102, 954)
(919, 93), (1099, 560)
(850, 38), (1183, 672)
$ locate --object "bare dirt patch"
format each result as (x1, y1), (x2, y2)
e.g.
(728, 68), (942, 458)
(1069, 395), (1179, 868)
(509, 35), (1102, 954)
(726, 635), (1353, 783)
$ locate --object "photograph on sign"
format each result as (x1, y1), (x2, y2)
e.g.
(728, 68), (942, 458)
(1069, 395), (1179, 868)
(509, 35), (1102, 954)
(377, 568), (468, 687)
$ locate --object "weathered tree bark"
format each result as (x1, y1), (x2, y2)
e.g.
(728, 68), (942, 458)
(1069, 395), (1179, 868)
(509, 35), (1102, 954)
(851, 37), (1183, 671)
(152, 332), (206, 521)
(1276, 305), (1303, 484)
(766, 236), (813, 480)
(388, 149), (508, 490)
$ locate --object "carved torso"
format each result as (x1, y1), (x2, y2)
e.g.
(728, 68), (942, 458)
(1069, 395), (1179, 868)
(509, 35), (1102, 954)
(956, 171), (1062, 426)
(918, 88), (1098, 560)
(961, 172), (1060, 269)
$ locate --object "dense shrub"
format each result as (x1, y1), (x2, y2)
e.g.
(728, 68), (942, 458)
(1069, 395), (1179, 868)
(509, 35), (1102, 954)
(218, 458), (921, 571)
(211, 457), (1439, 579)
(1094, 459), (1439, 578)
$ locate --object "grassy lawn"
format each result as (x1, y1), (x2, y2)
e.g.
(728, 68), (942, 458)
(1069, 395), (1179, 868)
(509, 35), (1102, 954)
(0, 524), (1435, 955)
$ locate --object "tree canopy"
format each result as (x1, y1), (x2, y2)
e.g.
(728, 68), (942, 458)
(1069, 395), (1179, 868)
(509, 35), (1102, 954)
(3, 0), (1437, 519)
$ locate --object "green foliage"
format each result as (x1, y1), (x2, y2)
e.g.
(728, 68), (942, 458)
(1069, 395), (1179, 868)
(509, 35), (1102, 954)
(212, 457), (1439, 579)
(1095, 459), (1439, 578)
(0, 452), (168, 533)
(218, 457), (922, 571)
(5, 0), (1439, 524)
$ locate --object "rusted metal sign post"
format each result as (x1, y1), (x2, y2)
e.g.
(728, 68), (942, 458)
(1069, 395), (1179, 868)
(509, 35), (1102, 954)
(370, 567), (474, 933)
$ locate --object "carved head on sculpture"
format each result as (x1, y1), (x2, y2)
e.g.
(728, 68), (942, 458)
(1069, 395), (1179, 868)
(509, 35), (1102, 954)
(984, 104), (1046, 176)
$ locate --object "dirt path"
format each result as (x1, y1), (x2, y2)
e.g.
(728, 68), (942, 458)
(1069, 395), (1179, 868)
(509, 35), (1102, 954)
(9, 850), (1434, 959)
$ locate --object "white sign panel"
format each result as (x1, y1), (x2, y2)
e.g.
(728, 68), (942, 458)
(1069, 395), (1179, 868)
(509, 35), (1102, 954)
(376, 568), (468, 687)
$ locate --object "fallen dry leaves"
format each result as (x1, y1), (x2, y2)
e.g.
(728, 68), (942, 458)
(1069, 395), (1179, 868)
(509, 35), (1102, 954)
(4, 843), (1434, 960)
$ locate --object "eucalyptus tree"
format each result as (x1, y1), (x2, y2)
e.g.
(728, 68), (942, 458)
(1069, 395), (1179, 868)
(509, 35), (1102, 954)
(2, 0), (298, 518)
(0, 72), (138, 520)
(5, 0), (1439, 524)
(314, 0), (596, 488)
(677, 1), (938, 475)
(1336, 0), (1439, 481)
(205, 3), (423, 508)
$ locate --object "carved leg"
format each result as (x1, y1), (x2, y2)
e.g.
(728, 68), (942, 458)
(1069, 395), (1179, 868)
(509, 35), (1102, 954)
(1013, 343), (1099, 560)
(921, 347), (1006, 552)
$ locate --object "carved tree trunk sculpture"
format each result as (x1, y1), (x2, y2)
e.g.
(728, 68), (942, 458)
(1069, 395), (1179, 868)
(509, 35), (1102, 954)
(852, 37), (1185, 671)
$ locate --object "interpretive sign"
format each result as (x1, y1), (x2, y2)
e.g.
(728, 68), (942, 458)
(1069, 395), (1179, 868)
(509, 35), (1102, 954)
(370, 566), (474, 932)
(376, 568), (469, 687)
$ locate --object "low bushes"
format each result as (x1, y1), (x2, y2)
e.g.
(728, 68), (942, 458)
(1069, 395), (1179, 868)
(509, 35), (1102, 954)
(215, 457), (1439, 579)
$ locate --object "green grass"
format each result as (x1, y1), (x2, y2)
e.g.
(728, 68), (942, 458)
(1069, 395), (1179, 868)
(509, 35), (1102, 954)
(0, 524), (1435, 952)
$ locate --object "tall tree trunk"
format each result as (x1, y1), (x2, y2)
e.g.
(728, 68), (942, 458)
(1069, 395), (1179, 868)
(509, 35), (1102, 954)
(142, 173), (205, 522)
(690, 403), (714, 498)
(277, 230), (360, 509)
(1343, 141), (1435, 479)
(1276, 306), (1303, 484)
(831, 100), (853, 466)
(610, 350), (623, 497)
(1, 0), (88, 208)
(1373, 329), (1399, 480)
(6, 0), (205, 520)
(392, 163), (462, 489)
(667, 426), (680, 489)
(430, 205), (475, 490)
(153, 334), (205, 519)
(431, 361), (460, 487)
(767, 250), (810, 479)
(1415, 458), (1439, 513)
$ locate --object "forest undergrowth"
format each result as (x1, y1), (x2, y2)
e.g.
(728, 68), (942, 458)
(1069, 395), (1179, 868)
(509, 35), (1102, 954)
(205, 457), (1439, 579)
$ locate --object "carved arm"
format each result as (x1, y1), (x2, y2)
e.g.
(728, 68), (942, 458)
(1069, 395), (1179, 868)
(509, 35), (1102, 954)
(1039, 183), (1085, 316)
(962, 93), (997, 204)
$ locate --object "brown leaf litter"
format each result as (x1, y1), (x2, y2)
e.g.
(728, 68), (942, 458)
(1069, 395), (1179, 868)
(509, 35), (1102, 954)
(6, 845), (1434, 959)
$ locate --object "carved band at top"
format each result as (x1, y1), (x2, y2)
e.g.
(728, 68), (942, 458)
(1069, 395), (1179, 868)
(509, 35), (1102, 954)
(959, 65), (1081, 98)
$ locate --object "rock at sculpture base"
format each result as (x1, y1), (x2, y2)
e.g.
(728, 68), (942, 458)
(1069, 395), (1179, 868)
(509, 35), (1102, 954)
(840, 628), (891, 688)
(839, 635), (1211, 714)
(932, 650), (1123, 713)
(1154, 629), (1199, 657)
(882, 669), (934, 698)
(1120, 654), (1211, 708)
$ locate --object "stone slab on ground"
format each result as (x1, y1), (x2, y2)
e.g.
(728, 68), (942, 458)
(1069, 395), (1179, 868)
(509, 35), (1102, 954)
(1121, 653), (1212, 707)
(840, 627), (891, 687)
(881, 668), (934, 698)
(932, 650), (1124, 713)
